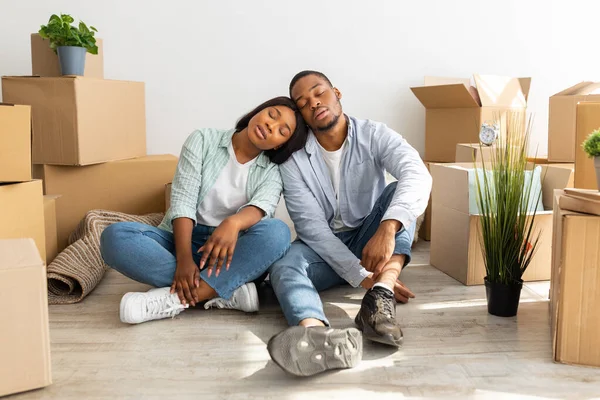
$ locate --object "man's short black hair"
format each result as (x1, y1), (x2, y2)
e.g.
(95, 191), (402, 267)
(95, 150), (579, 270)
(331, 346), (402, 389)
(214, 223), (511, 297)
(289, 70), (333, 97)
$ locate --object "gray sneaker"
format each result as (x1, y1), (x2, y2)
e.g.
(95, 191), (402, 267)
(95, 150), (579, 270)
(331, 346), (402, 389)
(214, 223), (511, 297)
(267, 326), (363, 377)
(203, 282), (259, 312)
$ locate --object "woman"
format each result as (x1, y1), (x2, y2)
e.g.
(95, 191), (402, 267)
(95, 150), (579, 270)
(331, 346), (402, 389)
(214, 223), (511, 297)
(100, 96), (308, 324)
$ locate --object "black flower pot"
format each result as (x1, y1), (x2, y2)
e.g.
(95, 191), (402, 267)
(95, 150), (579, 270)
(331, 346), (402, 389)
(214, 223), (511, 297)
(484, 277), (523, 317)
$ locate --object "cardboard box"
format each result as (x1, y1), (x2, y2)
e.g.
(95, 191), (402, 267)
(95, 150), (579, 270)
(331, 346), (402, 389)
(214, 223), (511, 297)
(430, 163), (573, 285)
(43, 195), (60, 264)
(34, 155), (178, 250)
(2, 76), (146, 166)
(418, 162), (433, 241)
(0, 180), (46, 259)
(551, 191), (600, 367)
(0, 104), (32, 182)
(0, 238), (52, 396)
(455, 143), (497, 164)
(548, 82), (600, 162)
(411, 75), (530, 162)
(575, 102), (600, 189)
(31, 33), (104, 78)
(165, 183), (172, 210)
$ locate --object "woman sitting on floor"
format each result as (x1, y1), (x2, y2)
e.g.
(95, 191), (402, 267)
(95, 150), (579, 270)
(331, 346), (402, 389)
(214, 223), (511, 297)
(100, 96), (308, 324)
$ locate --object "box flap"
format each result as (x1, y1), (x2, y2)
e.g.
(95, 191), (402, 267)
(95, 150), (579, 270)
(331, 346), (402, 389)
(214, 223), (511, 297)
(518, 77), (532, 102)
(473, 75), (528, 107)
(430, 163), (471, 213)
(411, 84), (480, 109)
(553, 81), (600, 96)
(0, 238), (43, 270)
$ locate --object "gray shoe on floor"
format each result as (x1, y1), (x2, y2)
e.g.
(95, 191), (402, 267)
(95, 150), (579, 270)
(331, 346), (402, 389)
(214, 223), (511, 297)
(267, 326), (363, 377)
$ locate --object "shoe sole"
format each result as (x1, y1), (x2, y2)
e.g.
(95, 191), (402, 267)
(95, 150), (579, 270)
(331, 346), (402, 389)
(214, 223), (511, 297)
(355, 313), (404, 347)
(240, 282), (259, 313)
(267, 327), (363, 377)
(120, 292), (137, 324)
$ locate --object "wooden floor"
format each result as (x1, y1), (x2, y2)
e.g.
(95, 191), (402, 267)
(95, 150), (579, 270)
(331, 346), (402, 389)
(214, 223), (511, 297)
(9, 242), (600, 400)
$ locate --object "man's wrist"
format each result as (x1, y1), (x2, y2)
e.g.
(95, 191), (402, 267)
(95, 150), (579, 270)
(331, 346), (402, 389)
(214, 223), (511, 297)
(379, 219), (402, 234)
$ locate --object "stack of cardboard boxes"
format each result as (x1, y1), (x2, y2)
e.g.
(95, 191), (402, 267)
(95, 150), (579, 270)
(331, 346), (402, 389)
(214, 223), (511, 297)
(2, 34), (179, 253)
(0, 34), (178, 396)
(411, 75), (576, 285)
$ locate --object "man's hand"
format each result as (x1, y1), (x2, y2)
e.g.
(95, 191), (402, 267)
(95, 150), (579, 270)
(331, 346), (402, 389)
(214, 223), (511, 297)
(198, 217), (241, 277)
(394, 279), (415, 303)
(170, 257), (200, 306)
(362, 220), (401, 278)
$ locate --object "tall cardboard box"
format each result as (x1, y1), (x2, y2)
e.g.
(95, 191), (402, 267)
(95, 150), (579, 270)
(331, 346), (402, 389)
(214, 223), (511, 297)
(34, 155), (178, 250)
(0, 104), (32, 182)
(43, 195), (60, 264)
(548, 82), (600, 162)
(411, 75), (530, 162)
(31, 33), (104, 78)
(0, 239), (52, 397)
(551, 191), (600, 367)
(574, 102), (600, 190)
(0, 180), (46, 259)
(430, 163), (573, 285)
(2, 76), (146, 166)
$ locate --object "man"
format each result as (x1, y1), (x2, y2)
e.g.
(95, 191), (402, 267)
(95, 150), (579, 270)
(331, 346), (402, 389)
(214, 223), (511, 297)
(266, 71), (432, 377)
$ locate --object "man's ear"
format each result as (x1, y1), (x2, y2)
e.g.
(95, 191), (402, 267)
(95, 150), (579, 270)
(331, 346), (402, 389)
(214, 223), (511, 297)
(333, 87), (342, 100)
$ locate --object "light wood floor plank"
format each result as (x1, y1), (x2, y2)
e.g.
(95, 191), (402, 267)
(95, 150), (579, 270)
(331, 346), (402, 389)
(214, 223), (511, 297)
(8, 242), (600, 399)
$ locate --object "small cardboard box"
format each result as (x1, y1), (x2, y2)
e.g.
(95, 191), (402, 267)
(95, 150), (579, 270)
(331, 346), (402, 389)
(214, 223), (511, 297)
(411, 75), (530, 162)
(575, 102), (600, 190)
(0, 180), (46, 259)
(0, 104), (32, 182)
(43, 195), (60, 264)
(551, 190), (600, 367)
(31, 33), (104, 78)
(455, 143), (497, 164)
(548, 82), (600, 162)
(1, 76), (146, 166)
(430, 163), (573, 285)
(34, 155), (178, 250)
(0, 238), (52, 397)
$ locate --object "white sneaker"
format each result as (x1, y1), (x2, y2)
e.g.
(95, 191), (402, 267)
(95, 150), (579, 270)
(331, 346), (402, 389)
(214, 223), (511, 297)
(120, 287), (189, 324)
(204, 282), (259, 312)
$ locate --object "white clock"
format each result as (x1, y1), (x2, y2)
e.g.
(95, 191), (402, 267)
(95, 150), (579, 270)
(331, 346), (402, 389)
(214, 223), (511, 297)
(479, 121), (499, 146)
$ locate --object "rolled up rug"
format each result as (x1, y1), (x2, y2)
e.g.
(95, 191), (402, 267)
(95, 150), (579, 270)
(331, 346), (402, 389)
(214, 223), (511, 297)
(47, 209), (165, 304)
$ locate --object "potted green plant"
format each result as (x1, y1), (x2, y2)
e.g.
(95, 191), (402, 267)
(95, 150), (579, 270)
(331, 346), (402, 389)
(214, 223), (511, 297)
(474, 112), (542, 317)
(38, 14), (98, 76)
(582, 128), (600, 191)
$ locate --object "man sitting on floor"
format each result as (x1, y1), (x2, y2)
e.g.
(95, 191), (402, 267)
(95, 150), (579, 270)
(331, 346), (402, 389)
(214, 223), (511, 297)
(266, 70), (432, 377)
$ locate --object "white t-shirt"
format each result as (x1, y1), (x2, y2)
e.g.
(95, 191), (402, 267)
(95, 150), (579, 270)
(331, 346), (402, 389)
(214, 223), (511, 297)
(196, 143), (256, 227)
(317, 140), (349, 232)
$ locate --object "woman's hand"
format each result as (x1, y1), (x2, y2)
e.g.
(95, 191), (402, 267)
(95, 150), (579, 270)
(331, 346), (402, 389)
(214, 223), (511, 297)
(170, 256), (200, 306)
(198, 218), (241, 277)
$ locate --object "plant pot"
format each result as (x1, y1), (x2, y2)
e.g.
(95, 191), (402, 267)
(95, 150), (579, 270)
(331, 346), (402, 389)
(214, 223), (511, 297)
(595, 157), (600, 191)
(57, 46), (87, 76)
(484, 277), (523, 317)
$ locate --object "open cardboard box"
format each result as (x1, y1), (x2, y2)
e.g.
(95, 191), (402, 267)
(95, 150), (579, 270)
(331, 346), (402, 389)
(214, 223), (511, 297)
(551, 190), (600, 367)
(412, 75), (530, 162)
(430, 163), (573, 285)
(548, 82), (600, 162)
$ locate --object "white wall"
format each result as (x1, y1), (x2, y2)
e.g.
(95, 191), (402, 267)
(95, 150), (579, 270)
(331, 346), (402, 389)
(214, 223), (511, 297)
(1, 0), (600, 158)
